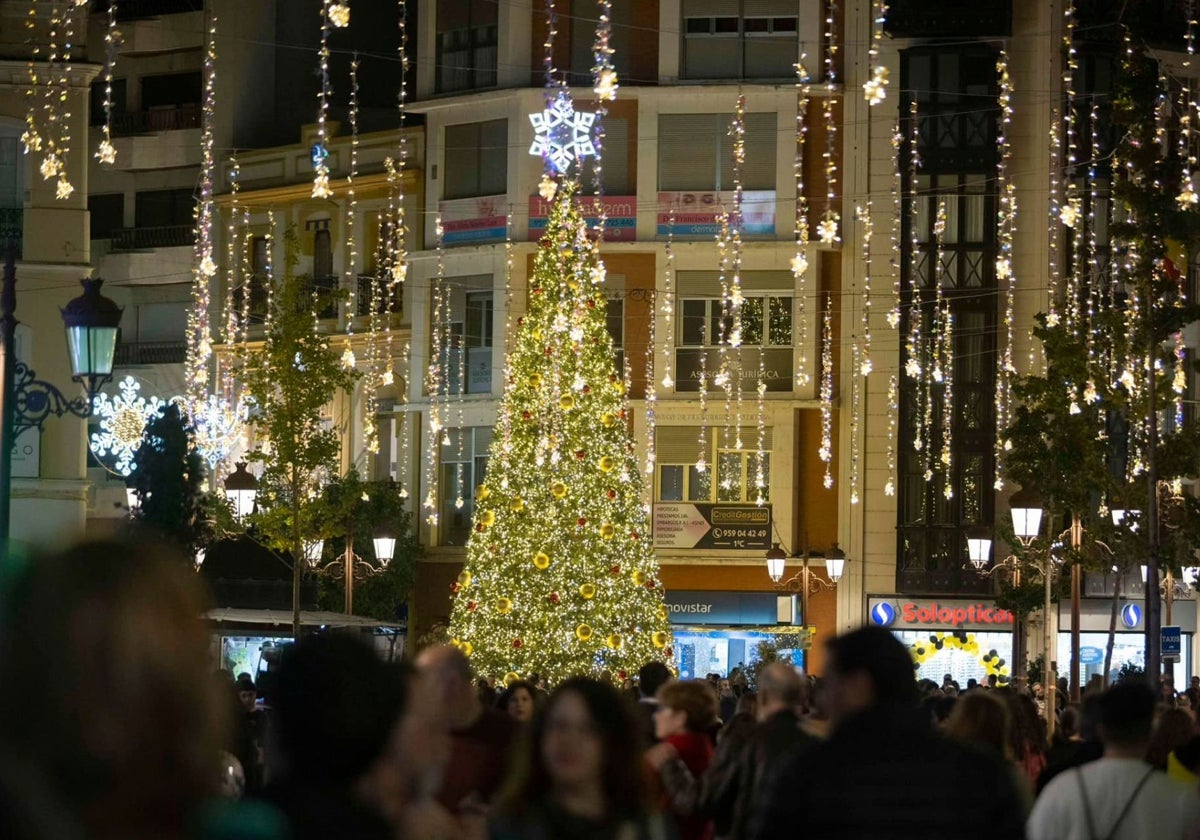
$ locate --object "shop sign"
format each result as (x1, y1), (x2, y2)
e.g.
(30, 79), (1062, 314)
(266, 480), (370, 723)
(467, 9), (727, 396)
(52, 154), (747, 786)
(1058, 598), (1197, 634)
(438, 195), (508, 245)
(867, 597), (1015, 631)
(528, 195), (636, 242)
(653, 503), (771, 551)
(1079, 646), (1104, 665)
(674, 347), (794, 393)
(663, 590), (780, 626)
(657, 191), (776, 237)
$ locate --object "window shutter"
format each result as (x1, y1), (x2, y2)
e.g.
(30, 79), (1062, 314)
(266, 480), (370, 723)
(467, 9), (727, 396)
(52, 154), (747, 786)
(677, 270), (794, 297)
(657, 426), (773, 461)
(658, 114), (720, 190)
(744, 0), (799, 16)
(722, 113), (777, 190)
(478, 118), (508, 196)
(598, 117), (631, 194)
(683, 0), (734, 17)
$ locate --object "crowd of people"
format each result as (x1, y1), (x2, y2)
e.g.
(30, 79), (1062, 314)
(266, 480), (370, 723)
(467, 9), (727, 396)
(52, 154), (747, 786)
(4, 537), (1200, 839)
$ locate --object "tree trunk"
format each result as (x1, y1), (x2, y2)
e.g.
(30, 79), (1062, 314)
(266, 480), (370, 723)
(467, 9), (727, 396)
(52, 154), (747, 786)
(1104, 572), (1121, 688)
(292, 479), (302, 640)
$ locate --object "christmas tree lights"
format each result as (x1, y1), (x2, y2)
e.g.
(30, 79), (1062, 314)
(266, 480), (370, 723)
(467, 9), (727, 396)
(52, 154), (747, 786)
(447, 182), (672, 684)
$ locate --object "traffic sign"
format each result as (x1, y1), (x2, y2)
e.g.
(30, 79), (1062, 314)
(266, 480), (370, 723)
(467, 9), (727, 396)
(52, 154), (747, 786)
(1162, 625), (1182, 661)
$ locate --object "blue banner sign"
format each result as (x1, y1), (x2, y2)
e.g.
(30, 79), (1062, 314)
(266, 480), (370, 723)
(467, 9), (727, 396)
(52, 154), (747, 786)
(663, 590), (781, 626)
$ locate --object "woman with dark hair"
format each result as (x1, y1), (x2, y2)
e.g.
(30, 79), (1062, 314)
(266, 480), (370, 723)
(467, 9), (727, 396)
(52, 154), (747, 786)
(647, 680), (717, 840)
(496, 680), (540, 723)
(489, 678), (670, 840)
(1001, 690), (1047, 789)
(1145, 706), (1197, 770)
(944, 691), (1033, 814)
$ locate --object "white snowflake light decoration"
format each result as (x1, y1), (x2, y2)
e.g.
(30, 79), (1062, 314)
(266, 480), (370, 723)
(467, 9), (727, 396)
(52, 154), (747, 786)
(1059, 198), (1081, 228)
(863, 65), (889, 106)
(89, 376), (166, 477)
(95, 139), (117, 165)
(528, 90), (597, 174)
(817, 212), (841, 244)
(192, 393), (248, 469)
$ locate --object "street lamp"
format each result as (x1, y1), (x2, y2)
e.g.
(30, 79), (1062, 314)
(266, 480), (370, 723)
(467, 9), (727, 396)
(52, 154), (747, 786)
(1006, 486), (1058, 737)
(0, 247), (123, 544)
(766, 542), (788, 583)
(303, 538), (325, 568)
(824, 543), (846, 583)
(194, 547), (206, 572)
(1009, 486), (1044, 546)
(373, 524), (398, 567)
(223, 462), (259, 519)
(967, 527), (993, 571)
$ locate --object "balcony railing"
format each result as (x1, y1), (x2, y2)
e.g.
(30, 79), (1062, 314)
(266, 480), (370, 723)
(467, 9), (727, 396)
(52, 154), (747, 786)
(93, 0), (203, 21)
(0, 208), (22, 258)
(305, 275), (338, 320)
(113, 340), (187, 366)
(111, 225), (195, 251)
(111, 105), (202, 136)
(356, 274), (404, 317)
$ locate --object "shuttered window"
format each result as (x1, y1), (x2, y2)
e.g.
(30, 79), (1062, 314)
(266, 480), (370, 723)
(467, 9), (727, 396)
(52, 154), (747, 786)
(658, 113), (776, 191)
(682, 0), (798, 80)
(580, 117), (632, 195)
(444, 119), (508, 200)
(656, 426), (772, 503)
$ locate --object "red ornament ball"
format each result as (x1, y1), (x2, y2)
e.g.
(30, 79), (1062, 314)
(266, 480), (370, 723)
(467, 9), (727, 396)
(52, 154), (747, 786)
(575, 449), (586, 460)
(645, 580), (656, 590)
(513, 638), (524, 649)
(450, 582), (461, 594)
(583, 385), (591, 394)
(549, 592), (561, 604)
(545, 346), (553, 356)
(609, 564), (621, 576)
(577, 517), (588, 528)
(618, 670), (628, 680)
(532, 286), (543, 295)
(516, 316), (524, 326)
(606, 488), (616, 499)
(631, 531), (641, 541)
(467, 601), (477, 612)
(587, 299), (596, 308)
(664, 647), (674, 658)
(521, 410), (532, 421)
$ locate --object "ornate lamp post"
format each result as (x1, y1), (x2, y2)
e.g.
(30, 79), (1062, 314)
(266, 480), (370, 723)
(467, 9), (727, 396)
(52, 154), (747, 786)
(764, 537), (846, 650)
(223, 462), (259, 520)
(0, 246), (122, 546)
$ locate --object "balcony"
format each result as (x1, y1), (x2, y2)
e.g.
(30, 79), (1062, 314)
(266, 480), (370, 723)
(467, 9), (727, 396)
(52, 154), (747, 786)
(113, 340), (187, 366)
(305, 276), (339, 320)
(356, 274), (404, 317)
(0, 208), (22, 258)
(884, 0), (1012, 38)
(111, 106), (202, 137)
(111, 225), (195, 251)
(93, 0), (203, 20)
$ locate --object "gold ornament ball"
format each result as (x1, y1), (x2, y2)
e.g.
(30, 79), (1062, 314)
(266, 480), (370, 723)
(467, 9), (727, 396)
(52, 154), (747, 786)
(579, 582), (597, 599)
(598, 456), (615, 473)
(510, 497), (525, 512)
(504, 671), (521, 686)
(533, 551), (551, 570)
(606, 633), (624, 650)
(576, 623), (594, 641)
(495, 597), (513, 615)
(475, 484), (490, 501)
(479, 509), (496, 528)
(529, 372), (543, 388)
(457, 571), (473, 588)
(601, 412), (617, 428)
(599, 522), (616, 539)
(551, 480), (568, 499)
(560, 394), (575, 410)
(631, 570), (647, 586)
(657, 606), (668, 621)
(612, 380), (626, 395)
(652, 631), (670, 649)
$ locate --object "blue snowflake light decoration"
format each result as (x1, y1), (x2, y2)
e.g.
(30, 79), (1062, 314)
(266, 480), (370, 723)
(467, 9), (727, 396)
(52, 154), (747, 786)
(528, 90), (597, 174)
(89, 376), (166, 477)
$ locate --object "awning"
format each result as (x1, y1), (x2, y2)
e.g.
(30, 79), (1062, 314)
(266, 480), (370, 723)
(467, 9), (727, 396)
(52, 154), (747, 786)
(207, 608), (404, 630)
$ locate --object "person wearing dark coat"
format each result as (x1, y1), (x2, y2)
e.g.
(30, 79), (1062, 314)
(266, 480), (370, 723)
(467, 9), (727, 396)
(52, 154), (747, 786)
(748, 628), (1026, 840)
(636, 661), (675, 745)
(700, 663), (818, 840)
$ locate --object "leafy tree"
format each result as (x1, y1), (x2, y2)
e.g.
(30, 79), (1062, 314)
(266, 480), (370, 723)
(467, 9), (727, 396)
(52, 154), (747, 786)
(130, 402), (210, 557)
(446, 181), (672, 685)
(243, 228), (360, 637)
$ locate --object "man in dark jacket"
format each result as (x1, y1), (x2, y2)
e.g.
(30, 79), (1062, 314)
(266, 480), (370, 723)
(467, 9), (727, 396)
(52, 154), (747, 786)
(636, 660), (674, 745)
(701, 662), (818, 839)
(749, 627), (1026, 840)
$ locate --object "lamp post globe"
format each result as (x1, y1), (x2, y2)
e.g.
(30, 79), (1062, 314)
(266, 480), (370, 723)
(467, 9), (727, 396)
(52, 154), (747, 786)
(223, 462), (259, 520)
(765, 542), (787, 584)
(372, 524), (397, 567)
(967, 526), (993, 571)
(1009, 486), (1044, 545)
(60, 277), (122, 401)
(825, 543), (846, 584)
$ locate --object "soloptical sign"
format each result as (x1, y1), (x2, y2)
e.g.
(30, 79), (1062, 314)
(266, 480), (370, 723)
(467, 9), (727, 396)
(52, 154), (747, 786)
(867, 597), (1016, 631)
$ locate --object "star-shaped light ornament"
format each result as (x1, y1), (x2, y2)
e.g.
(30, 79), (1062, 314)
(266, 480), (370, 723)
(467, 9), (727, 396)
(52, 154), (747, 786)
(55, 178), (74, 201)
(21, 129), (42, 153)
(39, 154), (61, 180)
(1059, 198), (1081, 228)
(817, 212), (841, 244)
(312, 165), (333, 199)
(328, 2), (350, 28)
(790, 252), (809, 278)
(391, 261), (407, 283)
(996, 257), (1012, 279)
(89, 376), (167, 477)
(341, 345), (356, 369)
(538, 174), (559, 201)
(95, 140), (116, 165)
(594, 68), (619, 102)
(529, 90), (597, 174)
(886, 308), (901, 329)
(863, 65), (890, 106)
(199, 255), (218, 277)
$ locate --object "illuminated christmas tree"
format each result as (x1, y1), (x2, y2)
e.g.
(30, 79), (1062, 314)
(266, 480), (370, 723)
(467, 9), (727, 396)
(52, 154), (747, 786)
(447, 179), (673, 684)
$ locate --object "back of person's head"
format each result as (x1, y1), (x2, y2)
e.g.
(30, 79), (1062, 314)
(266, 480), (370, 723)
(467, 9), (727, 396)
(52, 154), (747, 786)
(825, 626), (917, 707)
(272, 633), (408, 787)
(1058, 705), (1080, 739)
(1079, 693), (1104, 741)
(0, 537), (226, 839)
(756, 662), (805, 712)
(657, 679), (720, 732)
(1099, 682), (1157, 749)
(638, 660), (672, 699)
(1146, 707), (1197, 768)
(500, 677), (647, 818)
(932, 695), (957, 724)
(944, 691), (1012, 757)
(734, 691), (758, 718)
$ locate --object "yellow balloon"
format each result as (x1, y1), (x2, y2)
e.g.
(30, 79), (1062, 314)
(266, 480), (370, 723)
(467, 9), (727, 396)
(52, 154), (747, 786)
(576, 623), (593, 641)
(631, 570), (647, 586)
(657, 606), (668, 621)
(599, 522), (616, 539)
(601, 412), (617, 428)
(579, 583), (597, 599)
(461, 641), (473, 656)
(612, 380), (626, 395)
(529, 373), (543, 388)
(510, 497), (525, 512)
(533, 551), (551, 570)
(479, 509), (496, 528)
(504, 671), (521, 686)
(475, 485), (490, 501)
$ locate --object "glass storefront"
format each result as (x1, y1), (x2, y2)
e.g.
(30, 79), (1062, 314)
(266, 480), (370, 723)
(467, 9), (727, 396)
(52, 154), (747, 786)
(893, 629), (1014, 686)
(1056, 632), (1190, 688)
(673, 627), (805, 678)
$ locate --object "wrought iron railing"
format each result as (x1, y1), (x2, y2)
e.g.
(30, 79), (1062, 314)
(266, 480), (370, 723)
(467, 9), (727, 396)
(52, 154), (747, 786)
(111, 225), (195, 251)
(356, 274), (404, 316)
(111, 105), (202, 136)
(113, 340), (187, 366)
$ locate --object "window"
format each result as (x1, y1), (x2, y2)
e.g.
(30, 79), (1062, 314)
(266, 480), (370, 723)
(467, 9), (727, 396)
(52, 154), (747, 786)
(568, 0), (633, 85)
(134, 188), (194, 228)
(658, 113), (777, 192)
(238, 235), (269, 325)
(436, 0), (498, 93)
(88, 193), (125, 239)
(141, 72), (201, 109)
(313, 228), (333, 277)
(682, 1), (799, 80)
(655, 426), (772, 504)
(440, 276), (494, 395)
(897, 47), (1000, 593)
(679, 296), (792, 347)
(89, 78), (127, 126)
(439, 427), (492, 546)
(605, 295), (625, 374)
(579, 117), (632, 196)
(444, 119), (508, 200)
(0, 135), (18, 210)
